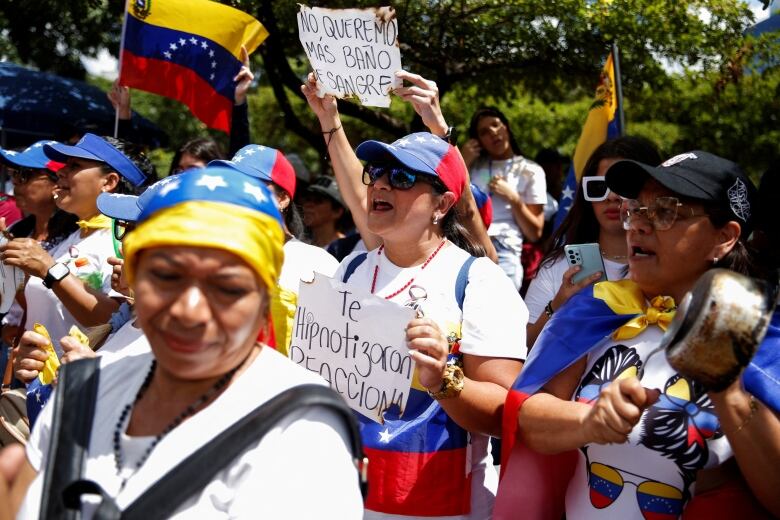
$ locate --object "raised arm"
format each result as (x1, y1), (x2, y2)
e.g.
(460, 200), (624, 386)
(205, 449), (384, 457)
(301, 73), (382, 250)
(229, 46), (253, 156)
(393, 70), (497, 262)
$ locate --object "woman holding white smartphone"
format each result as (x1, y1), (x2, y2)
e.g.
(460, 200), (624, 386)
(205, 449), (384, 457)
(524, 136), (661, 348)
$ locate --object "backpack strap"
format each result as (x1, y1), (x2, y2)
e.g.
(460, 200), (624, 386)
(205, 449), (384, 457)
(40, 357), (101, 520)
(455, 256), (477, 311)
(342, 252), (368, 283)
(66, 384), (366, 520)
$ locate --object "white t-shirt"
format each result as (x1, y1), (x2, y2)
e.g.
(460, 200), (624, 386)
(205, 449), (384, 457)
(97, 319), (150, 361)
(565, 327), (732, 519)
(279, 238), (339, 291)
(470, 156), (547, 251)
(20, 347), (363, 519)
(525, 254), (628, 323)
(335, 242), (528, 520)
(24, 228), (115, 357)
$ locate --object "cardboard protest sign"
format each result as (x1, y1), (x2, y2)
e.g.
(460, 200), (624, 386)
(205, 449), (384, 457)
(290, 273), (415, 423)
(297, 5), (402, 107)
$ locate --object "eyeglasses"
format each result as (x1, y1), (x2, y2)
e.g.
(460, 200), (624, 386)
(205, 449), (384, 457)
(620, 197), (709, 231)
(582, 176), (611, 202)
(112, 218), (136, 242)
(10, 168), (56, 185)
(362, 164), (434, 191)
(585, 457), (684, 518)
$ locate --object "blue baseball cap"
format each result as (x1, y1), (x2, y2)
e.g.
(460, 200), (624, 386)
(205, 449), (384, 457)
(209, 144), (297, 197)
(356, 132), (467, 201)
(97, 175), (180, 222)
(43, 133), (147, 187)
(0, 140), (63, 171)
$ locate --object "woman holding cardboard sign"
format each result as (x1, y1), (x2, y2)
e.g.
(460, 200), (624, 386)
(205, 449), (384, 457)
(305, 77), (528, 517)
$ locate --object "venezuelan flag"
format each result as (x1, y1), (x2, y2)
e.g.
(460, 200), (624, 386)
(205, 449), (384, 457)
(119, 0), (268, 133)
(359, 372), (472, 516)
(553, 49), (623, 228)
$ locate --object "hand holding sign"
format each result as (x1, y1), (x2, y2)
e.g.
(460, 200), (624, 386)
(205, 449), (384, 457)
(406, 316), (449, 391)
(297, 5), (402, 107)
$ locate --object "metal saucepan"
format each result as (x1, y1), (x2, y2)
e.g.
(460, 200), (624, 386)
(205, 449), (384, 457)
(659, 268), (777, 391)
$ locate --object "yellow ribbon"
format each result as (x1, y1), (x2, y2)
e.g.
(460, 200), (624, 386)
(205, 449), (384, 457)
(77, 214), (112, 230)
(32, 323), (60, 385)
(593, 280), (676, 340)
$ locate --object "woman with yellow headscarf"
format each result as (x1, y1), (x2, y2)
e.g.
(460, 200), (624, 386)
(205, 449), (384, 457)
(7, 166), (363, 518)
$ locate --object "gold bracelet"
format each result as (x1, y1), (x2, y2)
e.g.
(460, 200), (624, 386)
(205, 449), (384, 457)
(734, 394), (758, 433)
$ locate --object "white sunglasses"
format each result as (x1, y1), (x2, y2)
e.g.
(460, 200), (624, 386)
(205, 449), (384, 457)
(582, 176), (611, 202)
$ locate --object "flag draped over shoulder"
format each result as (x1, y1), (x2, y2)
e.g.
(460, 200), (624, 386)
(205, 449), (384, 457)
(119, 0), (268, 133)
(553, 51), (622, 228)
(493, 280), (780, 519)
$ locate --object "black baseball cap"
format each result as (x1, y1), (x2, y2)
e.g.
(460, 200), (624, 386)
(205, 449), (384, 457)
(605, 150), (757, 234)
(306, 176), (345, 207)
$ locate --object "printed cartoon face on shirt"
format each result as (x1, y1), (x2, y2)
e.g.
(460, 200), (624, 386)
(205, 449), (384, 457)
(574, 345), (724, 517)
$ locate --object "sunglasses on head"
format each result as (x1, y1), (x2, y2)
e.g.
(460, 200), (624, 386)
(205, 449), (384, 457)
(362, 164), (436, 191)
(582, 176), (611, 202)
(584, 454), (685, 519)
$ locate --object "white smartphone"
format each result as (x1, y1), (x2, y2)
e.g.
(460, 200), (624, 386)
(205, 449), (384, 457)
(564, 243), (607, 285)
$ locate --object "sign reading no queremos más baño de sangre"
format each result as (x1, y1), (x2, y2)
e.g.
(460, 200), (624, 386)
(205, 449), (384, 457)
(297, 5), (402, 107)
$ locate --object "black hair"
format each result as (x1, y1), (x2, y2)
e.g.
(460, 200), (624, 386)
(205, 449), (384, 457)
(467, 106), (522, 156)
(430, 181), (487, 258)
(169, 137), (224, 175)
(541, 135), (662, 268)
(99, 136), (157, 195)
(749, 163), (780, 288)
(286, 201), (305, 239)
(705, 201), (760, 279)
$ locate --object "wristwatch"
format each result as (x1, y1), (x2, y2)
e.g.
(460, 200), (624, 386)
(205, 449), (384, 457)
(43, 262), (70, 289)
(427, 363), (465, 400)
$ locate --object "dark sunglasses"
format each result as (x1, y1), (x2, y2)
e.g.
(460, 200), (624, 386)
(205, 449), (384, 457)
(10, 168), (56, 185)
(362, 164), (435, 191)
(112, 218), (137, 242)
(582, 176), (611, 202)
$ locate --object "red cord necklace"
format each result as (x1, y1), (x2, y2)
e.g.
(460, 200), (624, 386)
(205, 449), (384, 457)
(371, 239), (447, 299)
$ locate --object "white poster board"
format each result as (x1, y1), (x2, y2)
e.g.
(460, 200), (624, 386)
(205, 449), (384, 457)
(297, 5), (402, 107)
(290, 273), (415, 423)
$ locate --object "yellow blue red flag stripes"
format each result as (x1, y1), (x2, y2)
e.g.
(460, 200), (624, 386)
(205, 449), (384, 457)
(554, 49), (623, 228)
(119, 0), (268, 132)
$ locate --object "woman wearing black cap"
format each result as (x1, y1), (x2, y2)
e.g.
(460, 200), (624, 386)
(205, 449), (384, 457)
(0, 134), (153, 367)
(499, 151), (780, 518)
(301, 176), (350, 249)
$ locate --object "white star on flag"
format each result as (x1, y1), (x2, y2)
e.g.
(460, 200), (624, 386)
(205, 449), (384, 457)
(196, 175), (228, 191)
(178, 38), (186, 46)
(163, 51), (172, 59)
(210, 73), (215, 81)
(211, 61), (217, 69)
(170, 43), (178, 51)
(189, 37), (197, 45)
(201, 41), (208, 50)
(158, 178), (181, 196)
(397, 138), (410, 147)
(209, 49), (215, 58)
(378, 429), (392, 443)
(561, 185), (574, 200)
(243, 182), (268, 203)
(415, 135), (428, 143)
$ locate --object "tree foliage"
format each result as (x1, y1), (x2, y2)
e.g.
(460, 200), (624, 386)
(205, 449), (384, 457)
(2, 0), (777, 177)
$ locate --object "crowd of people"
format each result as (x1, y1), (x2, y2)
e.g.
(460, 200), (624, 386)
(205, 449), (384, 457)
(0, 62), (776, 520)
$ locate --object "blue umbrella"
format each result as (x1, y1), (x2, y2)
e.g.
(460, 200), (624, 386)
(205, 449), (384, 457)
(0, 62), (167, 149)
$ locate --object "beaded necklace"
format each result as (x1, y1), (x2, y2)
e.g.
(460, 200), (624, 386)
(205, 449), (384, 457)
(113, 356), (246, 491)
(370, 239), (447, 299)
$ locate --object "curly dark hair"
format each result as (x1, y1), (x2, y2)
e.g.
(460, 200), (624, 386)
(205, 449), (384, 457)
(99, 136), (157, 195)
